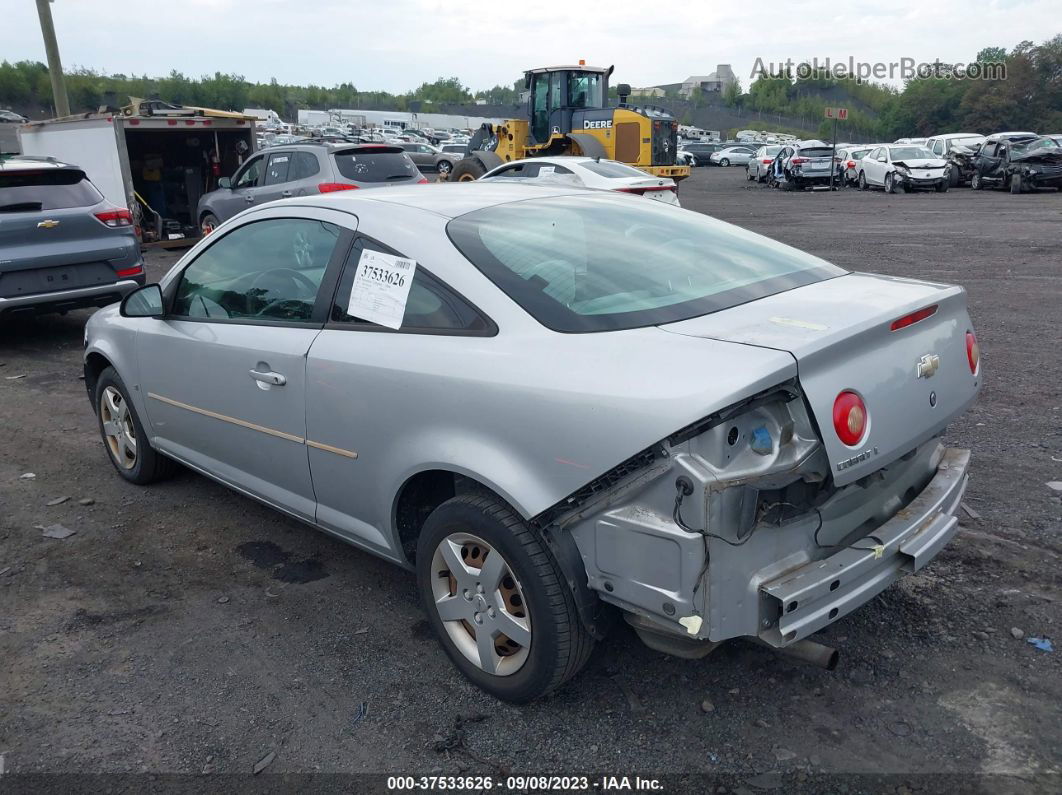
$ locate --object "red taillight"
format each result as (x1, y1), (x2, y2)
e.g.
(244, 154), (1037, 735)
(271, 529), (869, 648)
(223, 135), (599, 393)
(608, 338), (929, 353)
(762, 159), (772, 164)
(966, 331), (980, 374)
(116, 265), (143, 278)
(890, 304), (938, 331)
(846, 160), (855, 169)
(833, 391), (868, 447)
(791, 157), (808, 165)
(317, 183), (358, 193)
(417, 177), (429, 184)
(94, 208), (133, 227)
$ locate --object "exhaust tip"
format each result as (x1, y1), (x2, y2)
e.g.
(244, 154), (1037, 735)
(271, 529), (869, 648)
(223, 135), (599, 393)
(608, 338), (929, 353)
(824, 648), (839, 671)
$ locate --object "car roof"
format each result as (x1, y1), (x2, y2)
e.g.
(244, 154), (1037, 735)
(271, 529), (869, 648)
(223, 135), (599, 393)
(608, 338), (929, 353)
(934, 133), (984, 139)
(281, 181), (595, 219)
(0, 155), (82, 171)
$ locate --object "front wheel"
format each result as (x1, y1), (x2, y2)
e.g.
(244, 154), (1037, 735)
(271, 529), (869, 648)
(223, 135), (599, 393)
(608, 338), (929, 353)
(450, 158), (487, 182)
(436, 159), (453, 176)
(936, 181), (949, 193)
(200, 212), (220, 236)
(971, 172), (983, 190)
(745, 167), (753, 181)
(95, 367), (177, 485)
(1010, 174), (1023, 194)
(886, 173), (904, 194)
(416, 494), (595, 702)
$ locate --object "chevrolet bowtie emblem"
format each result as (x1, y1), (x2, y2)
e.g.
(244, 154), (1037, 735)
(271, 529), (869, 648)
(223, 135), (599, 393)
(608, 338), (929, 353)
(37, 219), (60, 229)
(916, 353), (940, 379)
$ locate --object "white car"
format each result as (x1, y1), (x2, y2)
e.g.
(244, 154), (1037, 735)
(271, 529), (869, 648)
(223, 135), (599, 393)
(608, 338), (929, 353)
(676, 147), (695, 166)
(858, 145), (950, 193)
(480, 157), (680, 205)
(893, 137), (927, 146)
(835, 146), (876, 186)
(746, 145), (783, 182)
(709, 146), (756, 167)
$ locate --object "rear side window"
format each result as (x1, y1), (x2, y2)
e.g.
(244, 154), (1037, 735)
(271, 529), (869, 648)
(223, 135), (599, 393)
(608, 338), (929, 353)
(0, 169), (103, 212)
(289, 152), (321, 180)
(330, 237), (491, 333)
(332, 150), (417, 183)
(264, 152), (291, 185)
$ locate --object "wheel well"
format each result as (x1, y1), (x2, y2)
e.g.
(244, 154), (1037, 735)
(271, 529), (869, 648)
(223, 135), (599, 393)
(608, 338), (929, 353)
(84, 352), (112, 406)
(394, 470), (508, 563)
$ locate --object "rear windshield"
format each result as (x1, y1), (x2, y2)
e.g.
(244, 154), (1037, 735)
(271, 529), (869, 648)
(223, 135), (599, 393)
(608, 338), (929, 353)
(580, 160), (649, 179)
(890, 146), (934, 160)
(447, 195), (844, 333)
(0, 169), (102, 212)
(796, 147), (834, 158)
(332, 150), (418, 183)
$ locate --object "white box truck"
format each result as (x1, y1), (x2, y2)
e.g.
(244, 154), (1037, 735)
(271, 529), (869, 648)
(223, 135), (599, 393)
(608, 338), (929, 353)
(18, 108), (256, 245)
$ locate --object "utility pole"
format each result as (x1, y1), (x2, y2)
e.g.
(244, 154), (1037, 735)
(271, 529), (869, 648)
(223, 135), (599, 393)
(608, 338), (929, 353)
(35, 0), (70, 118)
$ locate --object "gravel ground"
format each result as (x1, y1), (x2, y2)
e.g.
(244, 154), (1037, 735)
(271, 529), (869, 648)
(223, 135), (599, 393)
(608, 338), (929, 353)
(1, 167), (1060, 791)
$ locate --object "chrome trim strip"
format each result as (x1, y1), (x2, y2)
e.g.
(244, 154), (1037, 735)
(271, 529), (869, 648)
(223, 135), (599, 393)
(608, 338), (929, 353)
(147, 391), (358, 459)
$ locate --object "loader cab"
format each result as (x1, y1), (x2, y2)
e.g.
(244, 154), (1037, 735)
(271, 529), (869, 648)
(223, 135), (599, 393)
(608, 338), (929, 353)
(526, 65), (613, 144)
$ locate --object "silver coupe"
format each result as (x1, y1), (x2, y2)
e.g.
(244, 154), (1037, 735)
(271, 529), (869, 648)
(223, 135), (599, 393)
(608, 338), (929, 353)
(84, 183), (981, 701)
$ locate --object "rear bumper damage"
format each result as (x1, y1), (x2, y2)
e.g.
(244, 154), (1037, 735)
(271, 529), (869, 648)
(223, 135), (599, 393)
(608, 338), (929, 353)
(759, 447), (968, 647)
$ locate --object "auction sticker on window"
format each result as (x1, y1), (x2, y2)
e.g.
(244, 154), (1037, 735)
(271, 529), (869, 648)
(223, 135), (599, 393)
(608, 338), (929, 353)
(348, 249), (417, 329)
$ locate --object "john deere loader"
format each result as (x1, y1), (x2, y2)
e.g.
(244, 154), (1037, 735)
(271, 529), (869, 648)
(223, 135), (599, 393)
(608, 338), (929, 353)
(449, 64), (690, 182)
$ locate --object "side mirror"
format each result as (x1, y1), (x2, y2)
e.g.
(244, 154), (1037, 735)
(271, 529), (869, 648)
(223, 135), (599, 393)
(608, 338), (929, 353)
(217, 176), (232, 189)
(120, 284), (164, 318)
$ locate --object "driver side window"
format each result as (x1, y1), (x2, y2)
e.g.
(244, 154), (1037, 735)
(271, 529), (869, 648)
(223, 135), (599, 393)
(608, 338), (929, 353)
(173, 218), (340, 323)
(234, 156), (264, 189)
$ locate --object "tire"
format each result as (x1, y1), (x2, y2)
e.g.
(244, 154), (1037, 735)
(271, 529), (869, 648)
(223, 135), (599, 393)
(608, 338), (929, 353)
(936, 180), (949, 193)
(858, 171), (868, 191)
(971, 172), (983, 190)
(886, 173), (903, 194)
(416, 494), (595, 702)
(95, 367), (177, 485)
(745, 167), (753, 181)
(200, 212), (220, 237)
(436, 159), (453, 176)
(948, 166), (960, 187)
(1010, 174), (1022, 194)
(450, 158), (487, 182)
(719, 158), (730, 167)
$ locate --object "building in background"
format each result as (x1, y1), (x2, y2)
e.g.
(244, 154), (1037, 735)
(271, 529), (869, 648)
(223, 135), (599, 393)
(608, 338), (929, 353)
(679, 66), (737, 98)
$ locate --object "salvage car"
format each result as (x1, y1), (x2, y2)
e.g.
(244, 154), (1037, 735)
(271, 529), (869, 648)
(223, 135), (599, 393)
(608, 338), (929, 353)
(857, 145), (950, 193)
(768, 142), (837, 190)
(746, 145), (783, 182)
(84, 183), (981, 701)
(924, 133), (986, 187)
(834, 146), (875, 186)
(971, 135), (1062, 193)
(479, 156), (680, 205)
(709, 146), (756, 167)
(0, 156), (145, 317)
(197, 143), (425, 233)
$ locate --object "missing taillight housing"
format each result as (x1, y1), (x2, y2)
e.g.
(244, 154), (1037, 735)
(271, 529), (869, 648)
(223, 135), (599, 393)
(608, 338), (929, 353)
(966, 331), (980, 374)
(890, 304), (938, 331)
(833, 391), (868, 447)
(94, 208), (133, 227)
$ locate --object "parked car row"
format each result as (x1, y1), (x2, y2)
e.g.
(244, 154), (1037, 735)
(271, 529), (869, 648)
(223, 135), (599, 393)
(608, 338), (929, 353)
(745, 131), (1062, 195)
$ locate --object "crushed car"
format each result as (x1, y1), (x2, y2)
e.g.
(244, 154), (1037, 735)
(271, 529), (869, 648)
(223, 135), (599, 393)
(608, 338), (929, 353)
(924, 134), (986, 187)
(768, 141), (837, 190)
(84, 183), (981, 702)
(857, 145), (950, 193)
(972, 135), (1062, 193)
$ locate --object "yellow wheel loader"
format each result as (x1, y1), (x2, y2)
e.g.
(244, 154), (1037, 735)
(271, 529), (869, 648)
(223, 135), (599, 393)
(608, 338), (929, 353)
(449, 64), (690, 182)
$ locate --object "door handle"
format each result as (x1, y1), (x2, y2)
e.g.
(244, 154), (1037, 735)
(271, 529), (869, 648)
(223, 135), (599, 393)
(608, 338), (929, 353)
(249, 368), (286, 386)
(281, 190), (292, 197)
(244, 194), (255, 202)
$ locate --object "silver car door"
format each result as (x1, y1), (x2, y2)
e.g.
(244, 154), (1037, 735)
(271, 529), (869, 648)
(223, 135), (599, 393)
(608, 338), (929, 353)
(137, 209), (351, 521)
(215, 154), (267, 220)
(258, 150), (294, 203)
(304, 233), (495, 559)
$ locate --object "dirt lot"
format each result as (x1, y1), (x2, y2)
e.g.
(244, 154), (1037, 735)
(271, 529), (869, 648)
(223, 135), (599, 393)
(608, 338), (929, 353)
(1, 167), (1060, 791)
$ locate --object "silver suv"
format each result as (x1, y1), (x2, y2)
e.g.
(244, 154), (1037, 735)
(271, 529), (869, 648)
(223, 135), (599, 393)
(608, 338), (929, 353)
(196, 143), (426, 234)
(0, 156), (144, 318)
(399, 142), (456, 176)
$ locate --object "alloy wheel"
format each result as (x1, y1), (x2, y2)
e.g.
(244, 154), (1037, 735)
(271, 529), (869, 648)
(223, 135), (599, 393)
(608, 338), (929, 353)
(100, 386), (137, 470)
(429, 532), (531, 676)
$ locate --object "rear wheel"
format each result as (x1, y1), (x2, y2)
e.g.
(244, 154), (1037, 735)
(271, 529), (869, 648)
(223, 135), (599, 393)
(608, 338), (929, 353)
(416, 494), (595, 702)
(858, 171), (868, 190)
(95, 367), (177, 485)
(436, 159), (453, 176)
(450, 158), (487, 182)
(719, 158), (730, 167)
(200, 212), (220, 236)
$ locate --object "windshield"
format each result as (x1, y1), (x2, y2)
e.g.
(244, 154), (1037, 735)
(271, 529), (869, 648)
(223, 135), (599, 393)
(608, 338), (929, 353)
(447, 195), (844, 333)
(332, 150), (418, 182)
(567, 72), (603, 108)
(890, 146), (934, 160)
(580, 160), (649, 179)
(850, 149), (872, 159)
(1015, 137), (1060, 152)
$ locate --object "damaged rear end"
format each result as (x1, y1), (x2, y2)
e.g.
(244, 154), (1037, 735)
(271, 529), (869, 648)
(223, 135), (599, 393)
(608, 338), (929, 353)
(546, 273), (980, 659)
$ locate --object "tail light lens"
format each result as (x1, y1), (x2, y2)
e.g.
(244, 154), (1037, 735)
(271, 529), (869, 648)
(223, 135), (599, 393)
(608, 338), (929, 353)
(317, 183), (358, 193)
(94, 208), (133, 227)
(846, 160), (855, 168)
(116, 265), (143, 278)
(791, 157), (808, 165)
(833, 391), (868, 447)
(417, 177), (429, 184)
(762, 159), (772, 164)
(966, 331), (980, 374)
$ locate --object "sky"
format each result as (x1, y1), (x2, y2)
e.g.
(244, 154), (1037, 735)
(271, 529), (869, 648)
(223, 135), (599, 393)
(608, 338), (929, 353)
(3, 0), (1059, 94)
